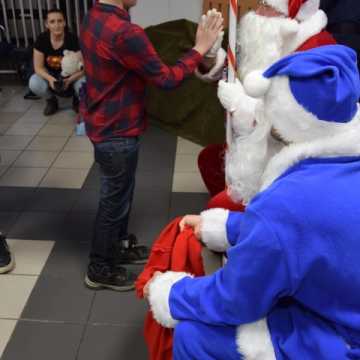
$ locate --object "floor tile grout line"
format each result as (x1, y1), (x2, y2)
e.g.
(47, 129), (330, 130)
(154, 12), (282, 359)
(1, 273), (38, 278)
(0, 316), (145, 328)
(74, 291), (97, 360)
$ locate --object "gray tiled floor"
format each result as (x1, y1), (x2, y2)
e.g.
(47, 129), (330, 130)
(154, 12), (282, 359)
(1, 321), (84, 360)
(77, 325), (148, 360)
(0, 85), (210, 359)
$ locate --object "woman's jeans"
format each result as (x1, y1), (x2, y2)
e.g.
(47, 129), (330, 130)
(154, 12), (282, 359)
(90, 136), (140, 266)
(29, 73), (86, 98)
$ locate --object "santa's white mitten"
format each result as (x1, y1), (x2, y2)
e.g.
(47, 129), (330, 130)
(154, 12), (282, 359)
(231, 95), (258, 136)
(201, 9), (224, 59)
(217, 79), (246, 113)
(218, 79), (258, 137)
(206, 30), (224, 59)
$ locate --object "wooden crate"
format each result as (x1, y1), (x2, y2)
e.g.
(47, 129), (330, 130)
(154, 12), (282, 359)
(202, 0), (258, 27)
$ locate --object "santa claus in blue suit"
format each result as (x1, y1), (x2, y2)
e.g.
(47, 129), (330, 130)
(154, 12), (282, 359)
(145, 44), (360, 359)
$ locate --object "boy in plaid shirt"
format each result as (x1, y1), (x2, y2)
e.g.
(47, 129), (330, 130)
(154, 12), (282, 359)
(80, 0), (223, 291)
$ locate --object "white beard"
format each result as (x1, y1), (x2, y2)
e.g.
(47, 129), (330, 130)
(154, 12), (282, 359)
(225, 104), (284, 204)
(225, 11), (296, 202)
(237, 11), (295, 80)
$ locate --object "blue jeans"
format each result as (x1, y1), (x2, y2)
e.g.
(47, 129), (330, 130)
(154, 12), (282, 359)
(29, 73), (86, 98)
(90, 137), (140, 266)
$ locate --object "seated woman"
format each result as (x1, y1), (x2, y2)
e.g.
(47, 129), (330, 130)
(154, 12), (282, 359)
(29, 8), (85, 116)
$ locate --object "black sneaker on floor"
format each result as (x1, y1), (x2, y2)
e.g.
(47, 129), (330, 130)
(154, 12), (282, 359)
(72, 95), (79, 113)
(113, 234), (150, 265)
(44, 96), (58, 116)
(0, 233), (15, 274)
(24, 90), (41, 100)
(85, 263), (136, 291)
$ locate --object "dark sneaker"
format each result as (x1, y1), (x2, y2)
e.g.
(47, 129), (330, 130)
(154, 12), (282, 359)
(72, 95), (79, 113)
(113, 234), (150, 265)
(24, 90), (41, 100)
(0, 233), (15, 274)
(43, 96), (58, 116)
(85, 263), (136, 291)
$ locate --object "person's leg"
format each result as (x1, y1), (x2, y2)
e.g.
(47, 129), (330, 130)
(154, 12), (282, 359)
(198, 143), (226, 197)
(28, 74), (58, 115)
(85, 136), (140, 291)
(73, 76), (86, 97)
(173, 321), (241, 360)
(72, 76), (86, 113)
(28, 74), (51, 98)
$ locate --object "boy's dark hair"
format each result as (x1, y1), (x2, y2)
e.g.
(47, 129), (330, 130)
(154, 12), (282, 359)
(46, 8), (65, 20)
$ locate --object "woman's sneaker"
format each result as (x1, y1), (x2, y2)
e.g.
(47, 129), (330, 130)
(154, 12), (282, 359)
(85, 263), (137, 292)
(44, 96), (58, 116)
(0, 233), (15, 274)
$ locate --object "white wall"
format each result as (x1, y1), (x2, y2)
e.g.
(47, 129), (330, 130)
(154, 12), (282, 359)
(131, 0), (203, 28)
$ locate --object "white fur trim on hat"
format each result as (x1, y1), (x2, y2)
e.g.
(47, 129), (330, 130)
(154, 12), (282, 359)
(148, 271), (192, 328)
(236, 318), (276, 359)
(265, 0), (289, 16)
(243, 71), (272, 98)
(265, 0), (320, 20)
(200, 208), (230, 252)
(282, 10), (328, 54)
(280, 20), (300, 38)
(296, 0), (320, 21)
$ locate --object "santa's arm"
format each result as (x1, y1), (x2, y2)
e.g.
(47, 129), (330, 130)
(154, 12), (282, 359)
(195, 47), (227, 82)
(194, 9), (226, 82)
(148, 210), (292, 328)
(200, 208), (245, 252)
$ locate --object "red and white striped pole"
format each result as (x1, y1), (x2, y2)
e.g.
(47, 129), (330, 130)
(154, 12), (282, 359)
(226, 0), (238, 145)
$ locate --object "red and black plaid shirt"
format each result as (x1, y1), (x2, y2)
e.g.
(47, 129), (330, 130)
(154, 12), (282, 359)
(80, 3), (202, 143)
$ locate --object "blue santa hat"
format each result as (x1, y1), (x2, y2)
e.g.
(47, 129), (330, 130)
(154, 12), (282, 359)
(244, 45), (360, 123)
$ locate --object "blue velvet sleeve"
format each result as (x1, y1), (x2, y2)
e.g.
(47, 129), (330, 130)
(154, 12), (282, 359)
(169, 210), (291, 326)
(226, 211), (245, 246)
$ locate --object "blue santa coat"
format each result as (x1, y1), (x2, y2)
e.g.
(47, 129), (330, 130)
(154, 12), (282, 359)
(169, 155), (360, 359)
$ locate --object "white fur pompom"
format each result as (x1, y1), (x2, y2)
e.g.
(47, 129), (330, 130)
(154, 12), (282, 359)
(244, 71), (271, 98)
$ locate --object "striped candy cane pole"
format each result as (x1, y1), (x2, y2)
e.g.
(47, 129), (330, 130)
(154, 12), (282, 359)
(226, 0), (238, 146)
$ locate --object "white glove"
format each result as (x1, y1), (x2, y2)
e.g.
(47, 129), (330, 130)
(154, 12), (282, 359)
(217, 79), (246, 113)
(218, 79), (258, 136)
(231, 98), (257, 137)
(201, 9), (224, 59)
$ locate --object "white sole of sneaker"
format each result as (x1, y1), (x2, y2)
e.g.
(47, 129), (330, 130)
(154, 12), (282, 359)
(84, 275), (135, 292)
(0, 255), (15, 274)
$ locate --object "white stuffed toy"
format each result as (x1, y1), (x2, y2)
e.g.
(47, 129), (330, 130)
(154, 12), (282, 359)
(61, 50), (83, 78)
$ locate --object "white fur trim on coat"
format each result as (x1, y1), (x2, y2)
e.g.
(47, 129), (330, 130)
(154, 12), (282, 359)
(148, 271), (192, 328)
(195, 48), (226, 82)
(236, 318), (276, 360)
(200, 208), (230, 252)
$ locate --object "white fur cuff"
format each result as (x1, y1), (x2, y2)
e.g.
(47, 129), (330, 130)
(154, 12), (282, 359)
(195, 48), (226, 82)
(236, 318), (276, 360)
(200, 208), (230, 252)
(148, 271), (192, 328)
